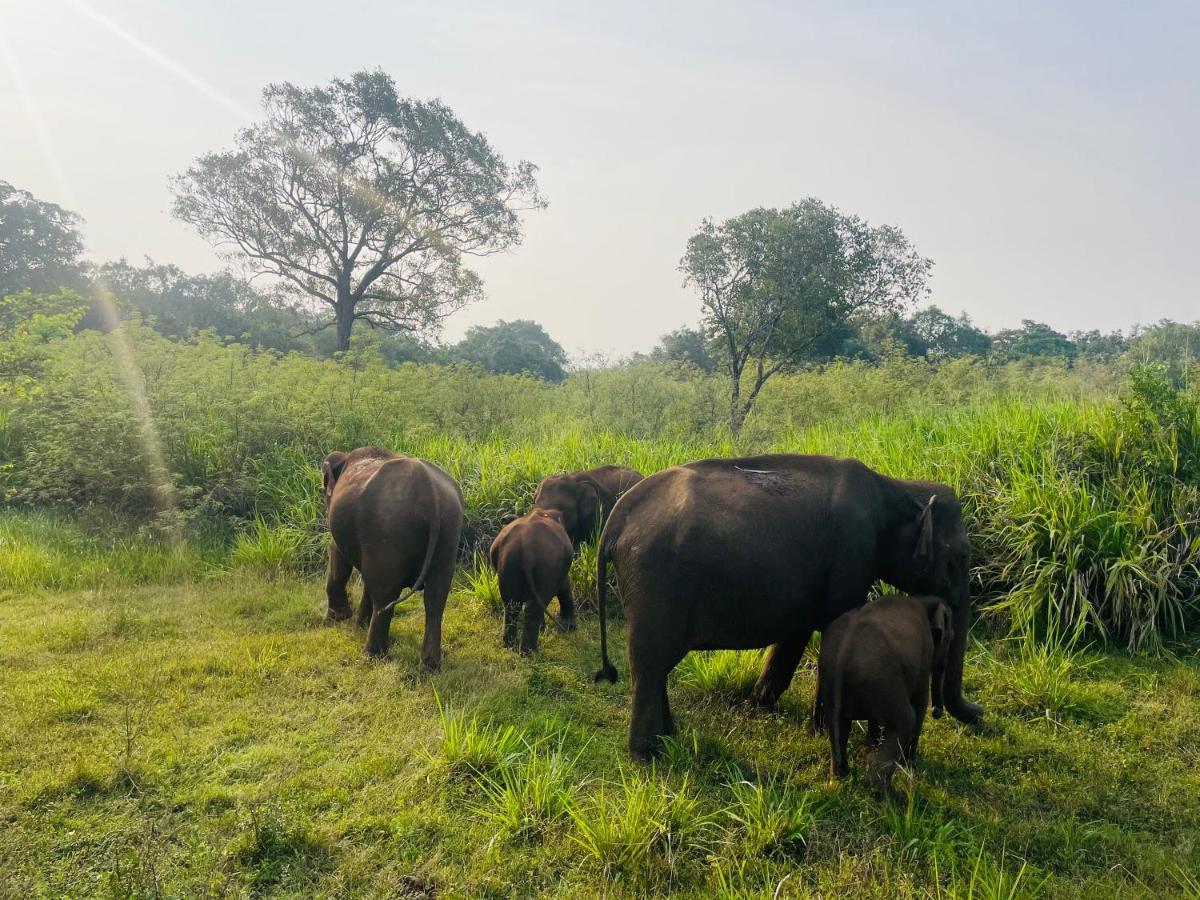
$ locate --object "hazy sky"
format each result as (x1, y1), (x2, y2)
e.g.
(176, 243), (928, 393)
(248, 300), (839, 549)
(2, 0), (1197, 356)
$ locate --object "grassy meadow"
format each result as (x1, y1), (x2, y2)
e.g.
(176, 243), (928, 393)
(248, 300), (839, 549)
(1, 326), (1199, 896)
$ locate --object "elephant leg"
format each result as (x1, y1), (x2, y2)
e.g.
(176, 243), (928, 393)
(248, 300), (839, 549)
(661, 685), (676, 737)
(752, 626), (813, 708)
(906, 682), (930, 760)
(520, 595), (544, 655)
(502, 596), (521, 649)
(364, 597), (396, 659)
(829, 713), (851, 779)
(355, 586), (374, 628)
(867, 720), (884, 747)
(628, 665), (670, 759)
(944, 600), (984, 726)
(870, 708), (915, 798)
(323, 543), (353, 624)
(420, 575), (450, 671)
(556, 577), (576, 632)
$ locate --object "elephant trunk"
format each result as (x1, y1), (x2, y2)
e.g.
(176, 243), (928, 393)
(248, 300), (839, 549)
(942, 588), (983, 725)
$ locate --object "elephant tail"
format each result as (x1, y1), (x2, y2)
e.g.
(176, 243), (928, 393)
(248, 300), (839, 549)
(378, 462), (441, 614)
(522, 558), (566, 633)
(592, 525), (618, 684)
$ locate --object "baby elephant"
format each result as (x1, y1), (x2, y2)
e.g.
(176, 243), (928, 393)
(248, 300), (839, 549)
(488, 509), (575, 653)
(813, 594), (954, 795)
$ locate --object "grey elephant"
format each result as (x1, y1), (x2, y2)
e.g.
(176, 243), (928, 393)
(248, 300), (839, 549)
(531, 465), (643, 548)
(812, 594), (954, 795)
(593, 454), (981, 758)
(489, 508), (575, 653)
(322, 447), (464, 668)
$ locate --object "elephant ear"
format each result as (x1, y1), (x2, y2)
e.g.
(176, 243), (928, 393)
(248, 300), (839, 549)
(912, 495), (937, 563)
(321, 451), (349, 498)
(576, 475), (615, 526)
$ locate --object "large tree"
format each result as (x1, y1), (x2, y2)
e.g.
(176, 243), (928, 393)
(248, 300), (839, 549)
(449, 319), (569, 382)
(172, 71), (545, 352)
(681, 199), (932, 433)
(0, 181), (85, 298)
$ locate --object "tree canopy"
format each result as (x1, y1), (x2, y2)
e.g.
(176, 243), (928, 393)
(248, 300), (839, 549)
(171, 70), (545, 352)
(0, 181), (85, 298)
(449, 319), (569, 381)
(680, 198), (932, 432)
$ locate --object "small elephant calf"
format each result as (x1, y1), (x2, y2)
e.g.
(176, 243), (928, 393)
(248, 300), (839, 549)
(812, 594), (954, 795)
(488, 509), (576, 654)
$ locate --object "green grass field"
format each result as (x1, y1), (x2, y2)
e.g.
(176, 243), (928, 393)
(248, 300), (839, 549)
(2, 566), (1198, 898)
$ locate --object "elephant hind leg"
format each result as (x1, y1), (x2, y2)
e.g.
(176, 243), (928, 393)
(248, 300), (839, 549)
(829, 713), (851, 779)
(628, 666), (671, 759)
(869, 708), (916, 797)
(752, 627), (814, 708)
(363, 585), (397, 659)
(324, 543), (354, 624)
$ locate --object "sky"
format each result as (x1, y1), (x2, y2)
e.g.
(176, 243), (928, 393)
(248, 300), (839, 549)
(1, 0), (1197, 357)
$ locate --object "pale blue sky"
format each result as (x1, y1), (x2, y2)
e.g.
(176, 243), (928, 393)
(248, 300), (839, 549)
(2, 0), (1196, 355)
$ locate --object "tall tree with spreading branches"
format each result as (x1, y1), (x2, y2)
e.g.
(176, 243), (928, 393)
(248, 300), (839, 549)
(172, 71), (545, 352)
(681, 198), (932, 434)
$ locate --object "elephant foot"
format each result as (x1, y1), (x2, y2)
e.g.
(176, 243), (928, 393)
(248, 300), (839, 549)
(324, 606), (352, 625)
(557, 616), (576, 633)
(421, 655), (441, 672)
(750, 682), (782, 710)
(947, 698), (984, 728)
(363, 643), (389, 660)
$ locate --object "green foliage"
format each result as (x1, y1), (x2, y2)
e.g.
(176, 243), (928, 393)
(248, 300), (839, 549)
(0, 180), (85, 298)
(171, 70), (544, 351)
(449, 318), (569, 382)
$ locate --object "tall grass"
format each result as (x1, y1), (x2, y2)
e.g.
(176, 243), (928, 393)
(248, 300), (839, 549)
(2, 319), (1196, 650)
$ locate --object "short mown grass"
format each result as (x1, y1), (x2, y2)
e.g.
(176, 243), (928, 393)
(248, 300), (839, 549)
(1, 569), (1197, 897)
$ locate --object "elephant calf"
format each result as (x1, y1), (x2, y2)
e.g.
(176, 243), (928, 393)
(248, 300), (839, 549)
(812, 594), (954, 795)
(322, 447), (464, 668)
(489, 509), (575, 653)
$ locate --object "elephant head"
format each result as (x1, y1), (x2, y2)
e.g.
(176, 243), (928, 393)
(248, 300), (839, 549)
(880, 482), (980, 725)
(915, 595), (955, 718)
(532, 473), (615, 544)
(321, 451), (349, 503)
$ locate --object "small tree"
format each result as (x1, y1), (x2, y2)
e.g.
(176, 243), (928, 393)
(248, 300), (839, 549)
(681, 199), (932, 434)
(172, 70), (545, 352)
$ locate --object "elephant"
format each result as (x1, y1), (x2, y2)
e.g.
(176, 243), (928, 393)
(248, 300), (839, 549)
(811, 594), (954, 795)
(488, 508), (576, 653)
(593, 453), (981, 758)
(532, 465), (644, 548)
(322, 447), (464, 668)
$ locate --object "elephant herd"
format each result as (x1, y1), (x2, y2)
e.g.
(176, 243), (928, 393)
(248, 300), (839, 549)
(321, 446), (984, 794)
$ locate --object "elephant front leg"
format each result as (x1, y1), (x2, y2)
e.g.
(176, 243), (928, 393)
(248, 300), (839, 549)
(355, 587), (374, 628)
(752, 627), (813, 708)
(324, 543), (353, 624)
(944, 600), (984, 726)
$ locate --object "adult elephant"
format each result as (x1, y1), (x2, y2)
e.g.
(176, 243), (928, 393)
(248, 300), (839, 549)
(593, 454), (981, 758)
(532, 465), (643, 548)
(322, 447), (464, 668)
